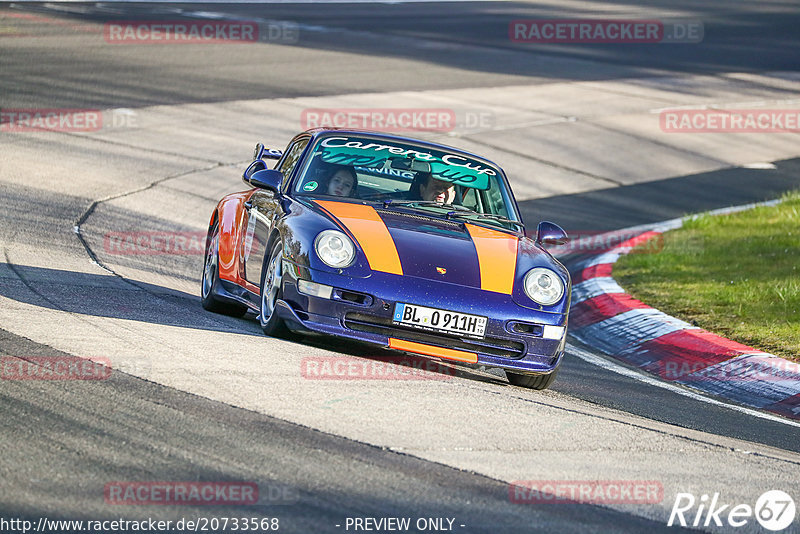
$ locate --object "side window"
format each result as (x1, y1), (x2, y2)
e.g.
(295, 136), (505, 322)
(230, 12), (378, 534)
(277, 139), (309, 189)
(482, 186), (510, 217)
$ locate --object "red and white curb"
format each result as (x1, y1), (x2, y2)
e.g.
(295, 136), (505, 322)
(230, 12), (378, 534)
(563, 200), (800, 421)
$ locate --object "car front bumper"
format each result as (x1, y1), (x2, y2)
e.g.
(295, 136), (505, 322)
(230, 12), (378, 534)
(278, 262), (567, 375)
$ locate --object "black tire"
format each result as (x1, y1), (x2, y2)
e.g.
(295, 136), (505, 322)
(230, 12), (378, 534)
(200, 222), (248, 317)
(506, 369), (558, 390)
(259, 239), (290, 337)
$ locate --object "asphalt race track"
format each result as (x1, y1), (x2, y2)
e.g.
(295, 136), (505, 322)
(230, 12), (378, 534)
(1, 1), (799, 533)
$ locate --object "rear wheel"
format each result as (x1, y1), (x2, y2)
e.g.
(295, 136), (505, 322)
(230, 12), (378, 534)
(200, 222), (248, 317)
(506, 369), (558, 390)
(259, 239), (290, 337)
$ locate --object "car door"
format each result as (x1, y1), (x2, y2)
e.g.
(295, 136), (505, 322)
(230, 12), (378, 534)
(241, 137), (310, 287)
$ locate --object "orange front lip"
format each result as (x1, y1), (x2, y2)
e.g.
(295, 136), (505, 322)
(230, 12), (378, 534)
(388, 338), (478, 364)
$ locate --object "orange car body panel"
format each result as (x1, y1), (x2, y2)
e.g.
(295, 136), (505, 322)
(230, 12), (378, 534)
(315, 200), (404, 276)
(212, 189), (260, 295)
(464, 223), (519, 295)
(388, 338), (479, 364)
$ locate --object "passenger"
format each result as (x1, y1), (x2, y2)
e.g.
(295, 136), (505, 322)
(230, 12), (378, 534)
(325, 166), (358, 197)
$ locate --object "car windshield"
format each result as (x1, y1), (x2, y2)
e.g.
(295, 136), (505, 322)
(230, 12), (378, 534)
(294, 134), (520, 228)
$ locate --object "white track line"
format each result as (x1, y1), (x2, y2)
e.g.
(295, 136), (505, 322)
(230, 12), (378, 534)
(567, 343), (800, 429)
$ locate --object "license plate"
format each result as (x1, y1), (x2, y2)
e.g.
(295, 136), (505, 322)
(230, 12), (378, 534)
(392, 303), (487, 339)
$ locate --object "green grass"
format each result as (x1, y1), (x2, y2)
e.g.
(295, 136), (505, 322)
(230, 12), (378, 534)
(613, 191), (800, 362)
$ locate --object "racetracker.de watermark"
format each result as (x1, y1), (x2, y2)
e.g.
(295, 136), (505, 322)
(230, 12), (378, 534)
(510, 19), (703, 43)
(1, 108), (101, 132)
(509, 480), (664, 504)
(104, 481), (298, 507)
(104, 482), (258, 506)
(542, 230), (664, 255)
(103, 20), (298, 44)
(104, 231), (206, 256)
(657, 357), (800, 382)
(301, 355), (456, 381)
(301, 108), (460, 133)
(1, 108), (138, 132)
(1, 356), (112, 381)
(660, 109), (800, 133)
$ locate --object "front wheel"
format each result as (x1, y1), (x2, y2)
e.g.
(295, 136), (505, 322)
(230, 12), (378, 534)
(259, 239), (290, 337)
(506, 369), (558, 390)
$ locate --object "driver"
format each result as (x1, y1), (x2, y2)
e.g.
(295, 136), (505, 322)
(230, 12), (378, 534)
(410, 172), (456, 204)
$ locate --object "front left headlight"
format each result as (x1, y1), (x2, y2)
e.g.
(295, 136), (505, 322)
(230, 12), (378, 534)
(523, 267), (564, 306)
(314, 230), (355, 268)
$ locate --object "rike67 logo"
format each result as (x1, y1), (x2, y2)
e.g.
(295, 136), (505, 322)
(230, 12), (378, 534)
(668, 490), (796, 531)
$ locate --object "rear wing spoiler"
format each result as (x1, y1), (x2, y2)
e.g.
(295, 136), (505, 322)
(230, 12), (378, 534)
(254, 143), (283, 161)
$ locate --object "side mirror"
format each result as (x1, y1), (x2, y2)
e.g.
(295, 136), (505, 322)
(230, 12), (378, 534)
(249, 169), (283, 193)
(243, 159), (267, 184)
(536, 221), (569, 246)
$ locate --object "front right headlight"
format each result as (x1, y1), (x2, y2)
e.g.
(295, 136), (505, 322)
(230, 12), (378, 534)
(314, 230), (355, 269)
(523, 267), (564, 306)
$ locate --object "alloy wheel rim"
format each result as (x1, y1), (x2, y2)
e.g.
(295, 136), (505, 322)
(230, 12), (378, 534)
(202, 232), (217, 299)
(262, 249), (282, 320)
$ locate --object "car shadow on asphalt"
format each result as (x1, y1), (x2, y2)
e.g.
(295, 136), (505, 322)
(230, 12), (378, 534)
(0, 263), (264, 336)
(0, 262), (510, 387)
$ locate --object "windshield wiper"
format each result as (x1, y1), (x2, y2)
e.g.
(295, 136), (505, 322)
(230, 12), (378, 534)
(447, 211), (525, 229)
(380, 200), (523, 228)
(381, 199), (471, 211)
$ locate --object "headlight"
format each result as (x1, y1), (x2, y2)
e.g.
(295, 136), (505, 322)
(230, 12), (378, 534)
(314, 230), (355, 269)
(523, 268), (564, 306)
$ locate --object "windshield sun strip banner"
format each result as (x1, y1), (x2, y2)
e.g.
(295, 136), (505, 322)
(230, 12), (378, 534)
(315, 136), (496, 190)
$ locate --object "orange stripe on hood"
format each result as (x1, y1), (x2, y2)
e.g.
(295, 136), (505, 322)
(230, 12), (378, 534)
(316, 201), (403, 275)
(465, 223), (518, 294)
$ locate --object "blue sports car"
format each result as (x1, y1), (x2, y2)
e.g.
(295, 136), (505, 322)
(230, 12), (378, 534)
(201, 129), (570, 389)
